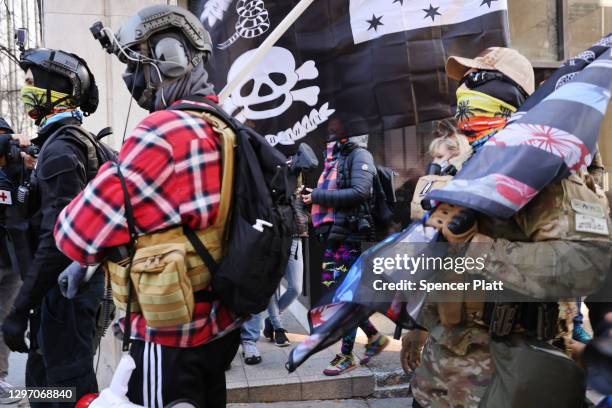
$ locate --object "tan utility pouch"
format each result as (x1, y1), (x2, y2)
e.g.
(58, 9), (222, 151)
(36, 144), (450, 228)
(410, 175), (453, 221)
(105, 109), (236, 328)
(130, 243), (194, 327)
(107, 257), (141, 313)
(515, 173), (611, 242)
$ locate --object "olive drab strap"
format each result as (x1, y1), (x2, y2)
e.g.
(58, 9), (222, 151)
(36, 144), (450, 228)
(63, 127), (100, 180)
(182, 110), (236, 275)
(198, 111), (236, 236)
(38, 124), (102, 181)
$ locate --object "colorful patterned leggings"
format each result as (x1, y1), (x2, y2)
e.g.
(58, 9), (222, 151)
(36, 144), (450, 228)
(322, 241), (378, 355)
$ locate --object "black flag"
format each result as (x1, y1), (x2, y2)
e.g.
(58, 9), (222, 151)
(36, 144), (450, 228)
(189, 0), (510, 152)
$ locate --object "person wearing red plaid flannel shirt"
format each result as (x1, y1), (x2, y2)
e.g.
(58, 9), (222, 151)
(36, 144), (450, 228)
(53, 6), (241, 408)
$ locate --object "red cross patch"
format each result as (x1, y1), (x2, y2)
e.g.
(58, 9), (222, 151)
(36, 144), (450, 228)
(0, 190), (12, 205)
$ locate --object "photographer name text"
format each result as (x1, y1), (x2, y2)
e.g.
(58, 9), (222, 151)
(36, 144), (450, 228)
(372, 279), (504, 292)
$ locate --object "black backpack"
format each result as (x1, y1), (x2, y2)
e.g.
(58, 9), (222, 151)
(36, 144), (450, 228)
(346, 147), (397, 229)
(172, 99), (294, 316)
(373, 165), (397, 227)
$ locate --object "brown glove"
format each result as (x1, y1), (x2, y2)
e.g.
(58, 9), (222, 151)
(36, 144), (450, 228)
(400, 329), (429, 374)
(426, 203), (478, 243)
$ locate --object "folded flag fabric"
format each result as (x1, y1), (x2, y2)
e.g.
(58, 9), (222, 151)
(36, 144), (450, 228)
(512, 34), (612, 122)
(427, 36), (612, 218)
(287, 222), (440, 372)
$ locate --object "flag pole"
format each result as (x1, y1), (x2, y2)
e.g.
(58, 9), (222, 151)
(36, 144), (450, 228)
(218, 0), (316, 103)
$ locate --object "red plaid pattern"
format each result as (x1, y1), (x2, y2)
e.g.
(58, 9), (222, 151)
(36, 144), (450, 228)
(54, 97), (238, 348)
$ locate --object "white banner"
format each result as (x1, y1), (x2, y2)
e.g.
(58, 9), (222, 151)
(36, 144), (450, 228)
(350, 0), (508, 44)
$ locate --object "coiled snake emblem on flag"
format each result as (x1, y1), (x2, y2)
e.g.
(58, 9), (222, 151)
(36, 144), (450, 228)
(218, 0), (270, 49)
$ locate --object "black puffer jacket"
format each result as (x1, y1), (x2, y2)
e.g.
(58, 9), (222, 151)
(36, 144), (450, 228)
(312, 142), (376, 244)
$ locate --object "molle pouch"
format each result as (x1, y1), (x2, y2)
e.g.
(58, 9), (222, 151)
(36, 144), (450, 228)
(130, 243), (194, 328)
(106, 258), (141, 314)
(411, 175), (453, 221)
(515, 174), (612, 242)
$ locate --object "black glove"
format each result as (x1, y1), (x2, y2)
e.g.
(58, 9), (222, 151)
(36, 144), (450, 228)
(447, 208), (477, 235)
(2, 309), (29, 353)
(58, 261), (86, 299)
(426, 203), (477, 243)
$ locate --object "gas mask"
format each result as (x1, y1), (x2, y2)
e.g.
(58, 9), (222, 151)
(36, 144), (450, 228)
(122, 62), (156, 112)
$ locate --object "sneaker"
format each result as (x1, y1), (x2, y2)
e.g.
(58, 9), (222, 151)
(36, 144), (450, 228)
(572, 325), (592, 343)
(0, 379), (22, 404)
(241, 341), (262, 365)
(274, 328), (290, 347)
(361, 334), (390, 365)
(263, 317), (274, 341)
(323, 353), (356, 376)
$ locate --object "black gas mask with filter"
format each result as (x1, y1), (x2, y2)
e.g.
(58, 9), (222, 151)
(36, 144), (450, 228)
(90, 13), (210, 113)
(121, 60), (154, 112)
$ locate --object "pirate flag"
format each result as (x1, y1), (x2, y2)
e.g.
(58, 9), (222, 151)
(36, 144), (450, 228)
(189, 0), (510, 153)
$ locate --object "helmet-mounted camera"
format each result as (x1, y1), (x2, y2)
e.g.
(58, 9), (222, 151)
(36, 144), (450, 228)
(90, 22), (115, 55)
(15, 28), (27, 52)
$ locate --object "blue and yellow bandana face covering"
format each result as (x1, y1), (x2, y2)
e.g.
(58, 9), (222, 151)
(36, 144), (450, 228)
(21, 85), (76, 124)
(455, 87), (517, 148)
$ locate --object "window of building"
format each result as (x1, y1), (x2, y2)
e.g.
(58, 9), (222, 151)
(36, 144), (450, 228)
(508, 0), (561, 62)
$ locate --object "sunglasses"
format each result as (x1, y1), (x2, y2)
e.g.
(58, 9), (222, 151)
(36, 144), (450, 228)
(459, 70), (529, 99)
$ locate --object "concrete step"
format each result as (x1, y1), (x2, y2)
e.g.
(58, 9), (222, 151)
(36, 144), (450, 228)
(227, 332), (376, 403)
(372, 383), (412, 399)
(227, 311), (411, 404)
(374, 368), (410, 388)
(372, 368), (412, 399)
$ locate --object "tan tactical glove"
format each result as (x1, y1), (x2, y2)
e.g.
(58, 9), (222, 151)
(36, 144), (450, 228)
(426, 203), (478, 243)
(400, 329), (429, 374)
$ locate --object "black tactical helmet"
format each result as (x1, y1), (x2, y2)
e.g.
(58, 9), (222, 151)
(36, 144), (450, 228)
(91, 5), (212, 110)
(114, 5), (212, 64)
(20, 48), (99, 116)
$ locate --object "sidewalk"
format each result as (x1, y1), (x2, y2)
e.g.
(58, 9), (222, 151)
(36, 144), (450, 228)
(2, 352), (28, 407)
(226, 311), (408, 404)
(229, 397), (414, 408)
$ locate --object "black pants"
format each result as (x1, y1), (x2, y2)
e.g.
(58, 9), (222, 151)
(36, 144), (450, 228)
(127, 328), (240, 408)
(26, 271), (104, 408)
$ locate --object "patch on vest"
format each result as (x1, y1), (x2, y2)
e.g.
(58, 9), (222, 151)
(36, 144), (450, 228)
(361, 164), (369, 171)
(0, 189), (11, 205)
(575, 214), (609, 236)
(571, 199), (605, 218)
